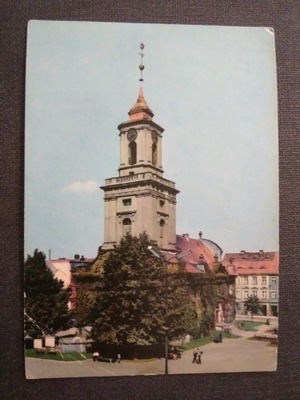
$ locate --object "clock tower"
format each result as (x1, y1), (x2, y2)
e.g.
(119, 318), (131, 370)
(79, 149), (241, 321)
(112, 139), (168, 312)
(101, 44), (179, 251)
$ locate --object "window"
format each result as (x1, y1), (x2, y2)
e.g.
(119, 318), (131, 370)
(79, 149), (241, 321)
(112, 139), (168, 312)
(271, 276), (277, 284)
(123, 198), (131, 206)
(159, 200), (165, 207)
(159, 219), (165, 238)
(152, 143), (157, 166)
(271, 291), (277, 299)
(122, 218), (132, 235)
(236, 276), (241, 285)
(262, 290), (267, 299)
(252, 276), (257, 285)
(243, 276), (248, 285)
(252, 290), (258, 297)
(128, 141), (137, 165)
(243, 290), (249, 299)
(261, 276), (267, 285)
(235, 290), (240, 298)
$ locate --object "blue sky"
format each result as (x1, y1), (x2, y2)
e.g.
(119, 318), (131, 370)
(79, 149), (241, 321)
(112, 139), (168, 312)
(25, 21), (278, 259)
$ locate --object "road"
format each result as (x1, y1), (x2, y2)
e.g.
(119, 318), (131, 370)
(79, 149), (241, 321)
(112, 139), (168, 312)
(25, 323), (277, 379)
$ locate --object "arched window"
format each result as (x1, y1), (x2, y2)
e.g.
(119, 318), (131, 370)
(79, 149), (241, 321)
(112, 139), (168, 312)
(128, 142), (137, 165)
(122, 218), (132, 236)
(152, 143), (157, 166)
(159, 219), (165, 238)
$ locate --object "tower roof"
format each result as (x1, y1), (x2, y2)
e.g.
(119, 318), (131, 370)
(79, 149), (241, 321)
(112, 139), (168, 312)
(128, 86), (154, 121)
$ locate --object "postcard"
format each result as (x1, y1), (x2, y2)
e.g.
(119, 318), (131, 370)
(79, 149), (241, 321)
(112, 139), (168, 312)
(24, 21), (278, 378)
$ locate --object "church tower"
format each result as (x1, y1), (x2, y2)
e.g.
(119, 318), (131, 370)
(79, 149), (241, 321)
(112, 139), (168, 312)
(101, 44), (179, 251)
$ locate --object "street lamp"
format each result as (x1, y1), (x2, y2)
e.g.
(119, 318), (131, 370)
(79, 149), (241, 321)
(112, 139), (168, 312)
(148, 246), (192, 375)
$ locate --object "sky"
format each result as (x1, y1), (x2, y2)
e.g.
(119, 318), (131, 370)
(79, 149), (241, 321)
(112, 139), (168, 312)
(25, 21), (279, 260)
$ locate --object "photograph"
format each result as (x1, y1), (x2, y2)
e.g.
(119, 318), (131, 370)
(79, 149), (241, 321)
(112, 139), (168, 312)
(24, 20), (279, 378)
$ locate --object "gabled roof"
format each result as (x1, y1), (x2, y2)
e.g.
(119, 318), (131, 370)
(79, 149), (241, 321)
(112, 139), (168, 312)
(223, 251), (279, 275)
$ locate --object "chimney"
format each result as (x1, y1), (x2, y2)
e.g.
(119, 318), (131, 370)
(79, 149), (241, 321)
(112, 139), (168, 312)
(48, 249), (51, 260)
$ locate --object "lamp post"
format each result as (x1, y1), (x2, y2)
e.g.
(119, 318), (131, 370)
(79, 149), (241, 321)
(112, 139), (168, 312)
(148, 246), (192, 375)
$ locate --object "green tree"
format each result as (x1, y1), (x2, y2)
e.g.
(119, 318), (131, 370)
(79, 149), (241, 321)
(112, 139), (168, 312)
(244, 294), (261, 320)
(24, 249), (72, 337)
(91, 233), (166, 345)
(90, 233), (197, 345)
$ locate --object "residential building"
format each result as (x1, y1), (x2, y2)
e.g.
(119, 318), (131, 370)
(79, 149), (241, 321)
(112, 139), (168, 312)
(46, 255), (94, 310)
(223, 250), (279, 317)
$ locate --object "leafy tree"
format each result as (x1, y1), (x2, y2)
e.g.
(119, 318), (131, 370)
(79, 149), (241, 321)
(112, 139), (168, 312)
(90, 233), (199, 345)
(91, 233), (167, 345)
(24, 249), (72, 337)
(244, 294), (261, 320)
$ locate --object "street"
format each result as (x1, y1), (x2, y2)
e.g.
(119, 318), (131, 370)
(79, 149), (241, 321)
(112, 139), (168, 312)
(26, 324), (277, 378)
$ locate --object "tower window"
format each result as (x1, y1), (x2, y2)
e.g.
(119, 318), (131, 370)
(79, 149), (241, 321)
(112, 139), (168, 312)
(159, 200), (165, 207)
(123, 198), (132, 206)
(152, 143), (157, 166)
(159, 219), (165, 238)
(128, 141), (137, 165)
(122, 218), (132, 236)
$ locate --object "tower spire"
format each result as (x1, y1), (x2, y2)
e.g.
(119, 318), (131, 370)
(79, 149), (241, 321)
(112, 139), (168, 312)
(139, 43), (145, 82)
(128, 43), (153, 121)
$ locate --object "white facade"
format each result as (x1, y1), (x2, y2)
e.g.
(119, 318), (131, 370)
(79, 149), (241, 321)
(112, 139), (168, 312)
(235, 274), (279, 316)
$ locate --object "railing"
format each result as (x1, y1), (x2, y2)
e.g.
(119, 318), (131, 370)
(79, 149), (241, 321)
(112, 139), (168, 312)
(104, 173), (176, 188)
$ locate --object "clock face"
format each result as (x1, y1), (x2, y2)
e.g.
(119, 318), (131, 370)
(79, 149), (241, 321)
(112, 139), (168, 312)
(127, 128), (137, 142)
(151, 130), (158, 143)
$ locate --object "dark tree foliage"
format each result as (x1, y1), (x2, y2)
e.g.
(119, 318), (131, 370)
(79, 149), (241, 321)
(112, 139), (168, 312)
(74, 235), (234, 344)
(244, 294), (261, 320)
(91, 233), (168, 345)
(24, 249), (72, 337)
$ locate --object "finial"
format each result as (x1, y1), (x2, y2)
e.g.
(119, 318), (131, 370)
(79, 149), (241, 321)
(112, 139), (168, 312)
(139, 43), (145, 82)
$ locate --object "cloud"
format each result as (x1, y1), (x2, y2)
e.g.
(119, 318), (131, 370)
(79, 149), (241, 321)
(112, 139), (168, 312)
(61, 180), (99, 194)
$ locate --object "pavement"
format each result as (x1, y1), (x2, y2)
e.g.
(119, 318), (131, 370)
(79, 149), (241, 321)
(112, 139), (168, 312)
(25, 321), (278, 379)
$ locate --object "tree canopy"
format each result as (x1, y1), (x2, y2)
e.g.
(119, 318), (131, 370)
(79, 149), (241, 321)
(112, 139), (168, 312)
(24, 249), (72, 337)
(244, 294), (261, 319)
(91, 233), (167, 345)
(74, 233), (233, 345)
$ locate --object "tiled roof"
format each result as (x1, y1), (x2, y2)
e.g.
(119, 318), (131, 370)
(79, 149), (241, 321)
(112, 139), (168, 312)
(164, 234), (219, 274)
(222, 251), (279, 275)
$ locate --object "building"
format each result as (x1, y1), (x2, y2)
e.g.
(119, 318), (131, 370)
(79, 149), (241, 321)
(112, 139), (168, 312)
(223, 250), (279, 317)
(175, 233), (222, 273)
(101, 45), (179, 252)
(47, 255), (94, 310)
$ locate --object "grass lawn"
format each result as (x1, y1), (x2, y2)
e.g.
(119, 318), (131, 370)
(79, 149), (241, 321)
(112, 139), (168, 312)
(25, 349), (93, 361)
(234, 320), (264, 331)
(182, 330), (240, 351)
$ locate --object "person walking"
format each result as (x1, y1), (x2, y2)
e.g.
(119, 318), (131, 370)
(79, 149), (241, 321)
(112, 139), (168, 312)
(192, 349), (197, 364)
(196, 349), (203, 364)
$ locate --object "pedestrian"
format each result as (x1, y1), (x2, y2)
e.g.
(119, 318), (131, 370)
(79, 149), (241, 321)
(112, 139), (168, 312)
(192, 349), (197, 364)
(92, 351), (99, 362)
(117, 353), (121, 363)
(196, 349), (202, 364)
(219, 332), (223, 343)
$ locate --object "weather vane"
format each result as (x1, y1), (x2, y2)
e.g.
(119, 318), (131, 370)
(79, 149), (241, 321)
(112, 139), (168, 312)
(139, 43), (145, 82)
